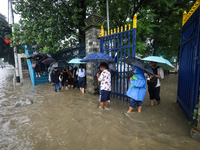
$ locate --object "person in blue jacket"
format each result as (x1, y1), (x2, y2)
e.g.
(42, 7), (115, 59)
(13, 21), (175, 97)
(126, 66), (146, 113)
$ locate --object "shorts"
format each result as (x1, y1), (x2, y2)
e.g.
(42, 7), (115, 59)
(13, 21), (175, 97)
(130, 99), (142, 108)
(99, 90), (110, 102)
(148, 86), (160, 101)
(78, 77), (85, 88)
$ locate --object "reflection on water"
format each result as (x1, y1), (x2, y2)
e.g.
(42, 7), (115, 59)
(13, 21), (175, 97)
(0, 69), (200, 150)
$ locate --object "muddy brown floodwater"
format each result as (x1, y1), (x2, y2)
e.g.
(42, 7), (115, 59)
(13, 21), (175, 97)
(0, 68), (200, 150)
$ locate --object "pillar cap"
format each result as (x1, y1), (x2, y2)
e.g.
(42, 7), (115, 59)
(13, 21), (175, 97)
(84, 10), (106, 29)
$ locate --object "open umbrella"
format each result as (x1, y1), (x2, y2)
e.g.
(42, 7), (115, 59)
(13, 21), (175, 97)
(42, 59), (55, 64)
(50, 60), (69, 68)
(69, 58), (86, 64)
(121, 57), (155, 75)
(80, 53), (114, 63)
(142, 56), (174, 70)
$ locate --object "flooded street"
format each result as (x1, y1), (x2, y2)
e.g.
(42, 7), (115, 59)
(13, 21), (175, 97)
(0, 68), (200, 150)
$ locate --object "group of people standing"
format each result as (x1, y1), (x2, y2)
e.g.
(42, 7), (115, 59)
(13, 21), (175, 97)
(126, 61), (164, 113)
(50, 64), (86, 93)
(32, 50), (50, 77)
(47, 59), (164, 113)
(95, 62), (164, 113)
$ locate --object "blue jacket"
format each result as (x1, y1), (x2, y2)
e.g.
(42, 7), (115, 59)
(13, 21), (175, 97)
(126, 66), (146, 101)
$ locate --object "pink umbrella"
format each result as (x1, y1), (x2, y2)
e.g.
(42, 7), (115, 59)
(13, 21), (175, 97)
(42, 59), (55, 64)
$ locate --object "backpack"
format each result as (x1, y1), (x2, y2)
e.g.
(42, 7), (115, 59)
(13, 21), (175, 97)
(147, 66), (159, 87)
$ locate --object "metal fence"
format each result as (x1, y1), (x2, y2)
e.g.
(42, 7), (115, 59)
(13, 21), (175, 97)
(99, 15), (137, 100)
(51, 43), (85, 61)
(177, 1), (200, 121)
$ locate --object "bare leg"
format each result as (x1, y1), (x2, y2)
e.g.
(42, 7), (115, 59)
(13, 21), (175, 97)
(100, 102), (104, 109)
(150, 100), (154, 106)
(137, 106), (142, 113)
(62, 86), (64, 89)
(127, 107), (134, 114)
(82, 88), (84, 94)
(157, 100), (161, 105)
(105, 100), (109, 107)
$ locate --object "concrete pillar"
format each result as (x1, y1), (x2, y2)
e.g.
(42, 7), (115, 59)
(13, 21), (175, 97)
(85, 27), (101, 94)
(84, 11), (105, 94)
(18, 54), (23, 80)
(17, 53), (26, 81)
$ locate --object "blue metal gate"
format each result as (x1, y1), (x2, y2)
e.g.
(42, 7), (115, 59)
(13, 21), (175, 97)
(177, 1), (200, 121)
(99, 15), (137, 100)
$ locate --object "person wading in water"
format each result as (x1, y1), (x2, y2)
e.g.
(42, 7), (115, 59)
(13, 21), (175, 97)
(147, 62), (164, 106)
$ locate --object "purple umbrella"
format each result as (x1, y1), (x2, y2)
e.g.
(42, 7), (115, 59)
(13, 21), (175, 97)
(42, 59), (55, 64)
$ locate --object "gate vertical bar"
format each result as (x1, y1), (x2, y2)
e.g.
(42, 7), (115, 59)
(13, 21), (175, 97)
(120, 29), (123, 99)
(99, 14), (137, 99)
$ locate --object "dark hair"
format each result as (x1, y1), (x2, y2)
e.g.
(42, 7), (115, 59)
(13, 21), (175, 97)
(79, 64), (84, 72)
(74, 67), (78, 71)
(100, 63), (108, 69)
(64, 69), (66, 71)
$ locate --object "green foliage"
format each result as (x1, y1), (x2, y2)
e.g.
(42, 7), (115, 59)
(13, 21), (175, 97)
(11, 0), (95, 53)
(0, 13), (14, 65)
(189, 103), (199, 127)
(10, 0), (197, 59)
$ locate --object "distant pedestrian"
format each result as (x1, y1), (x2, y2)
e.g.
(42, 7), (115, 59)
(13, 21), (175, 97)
(147, 62), (164, 106)
(77, 64), (86, 93)
(96, 63), (111, 110)
(51, 67), (62, 92)
(66, 67), (73, 88)
(48, 66), (54, 83)
(33, 56), (42, 77)
(60, 69), (68, 90)
(73, 67), (79, 89)
(126, 66), (146, 113)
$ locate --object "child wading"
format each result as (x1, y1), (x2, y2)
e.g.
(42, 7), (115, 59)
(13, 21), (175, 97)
(51, 67), (62, 92)
(96, 63), (111, 110)
(126, 66), (146, 113)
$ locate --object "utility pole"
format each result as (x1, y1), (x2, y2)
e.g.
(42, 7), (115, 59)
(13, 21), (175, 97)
(9, 0), (20, 84)
(106, 0), (109, 31)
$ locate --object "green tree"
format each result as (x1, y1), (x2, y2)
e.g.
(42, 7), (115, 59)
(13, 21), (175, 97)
(11, 0), (94, 53)
(0, 13), (14, 65)
(143, 0), (196, 59)
(11, 0), (197, 60)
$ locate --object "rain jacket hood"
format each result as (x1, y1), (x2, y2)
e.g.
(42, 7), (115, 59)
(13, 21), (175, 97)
(126, 66), (146, 101)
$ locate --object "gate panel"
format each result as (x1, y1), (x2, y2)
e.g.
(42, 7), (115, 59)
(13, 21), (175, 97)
(177, 2), (200, 121)
(100, 16), (137, 100)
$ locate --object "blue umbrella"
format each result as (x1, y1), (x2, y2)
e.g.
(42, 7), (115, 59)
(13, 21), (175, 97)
(68, 58), (86, 64)
(80, 53), (114, 63)
(142, 56), (174, 70)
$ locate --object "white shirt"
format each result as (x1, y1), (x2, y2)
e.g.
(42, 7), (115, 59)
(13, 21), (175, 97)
(155, 67), (164, 87)
(98, 69), (111, 91)
(76, 68), (86, 77)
